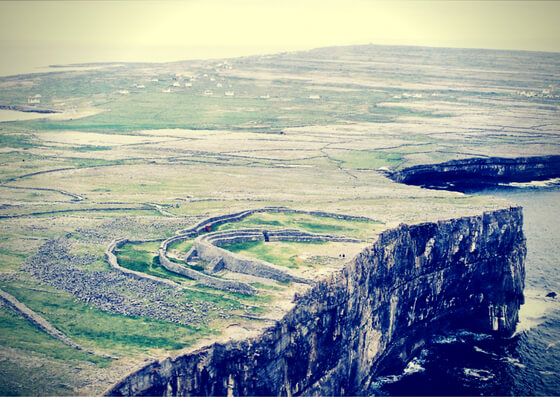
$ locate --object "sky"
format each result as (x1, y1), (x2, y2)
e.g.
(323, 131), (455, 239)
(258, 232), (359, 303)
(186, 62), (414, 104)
(0, 0), (559, 76)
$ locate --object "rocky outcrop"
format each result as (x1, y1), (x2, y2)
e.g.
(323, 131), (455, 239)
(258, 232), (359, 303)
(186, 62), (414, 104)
(107, 207), (526, 396)
(0, 104), (58, 114)
(389, 155), (560, 189)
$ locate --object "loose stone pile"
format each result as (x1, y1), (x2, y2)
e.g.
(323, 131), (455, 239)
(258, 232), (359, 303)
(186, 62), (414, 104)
(23, 238), (235, 325)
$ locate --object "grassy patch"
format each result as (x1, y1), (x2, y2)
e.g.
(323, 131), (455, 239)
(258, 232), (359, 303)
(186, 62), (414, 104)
(250, 282), (282, 291)
(0, 306), (109, 365)
(0, 281), (217, 356)
(327, 150), (404, 170)
(222, 240), (326, 269)
(72, 145), (111, 152)
(0, 357), (76, 396)
(168, 239), (194, 252)
(0, 249), (25, 272)
(116, 244), (190, 284)
(217, 211), (379, 240)
(115, 242), (271, 313)
(0, 133), (36, 149)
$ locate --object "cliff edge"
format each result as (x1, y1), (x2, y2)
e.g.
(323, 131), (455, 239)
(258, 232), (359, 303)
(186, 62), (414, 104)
(107, 207), (525, 396)
(389, 155), (560, 190)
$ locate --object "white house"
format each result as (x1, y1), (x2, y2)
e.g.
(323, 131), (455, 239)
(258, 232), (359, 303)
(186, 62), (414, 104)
(27, 94), (41, 104)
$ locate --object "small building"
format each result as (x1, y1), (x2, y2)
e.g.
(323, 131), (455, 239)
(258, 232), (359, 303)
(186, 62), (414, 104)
(225, 91), (234, 96)
(27, 94), (41, 104)
(308, 94), (320, 100)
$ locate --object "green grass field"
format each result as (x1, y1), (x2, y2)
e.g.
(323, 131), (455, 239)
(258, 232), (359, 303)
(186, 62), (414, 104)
(217, 211), (380, 240)
(222, 240), (327, 268)
(0, 280), (214, 358)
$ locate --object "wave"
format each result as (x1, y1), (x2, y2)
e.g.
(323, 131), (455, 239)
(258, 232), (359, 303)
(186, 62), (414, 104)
(462, 368), (495, 382)
(474, 344), (526, 368)
(432, 330), (491, 345)
(503, 177), (560, 188)
(368, 350), (428, 392)
(403, 353), (426, 376)
(515, 289), (558, 335)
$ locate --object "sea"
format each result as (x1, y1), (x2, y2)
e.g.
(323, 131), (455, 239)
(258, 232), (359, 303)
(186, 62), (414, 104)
(370, 182), (560, 396)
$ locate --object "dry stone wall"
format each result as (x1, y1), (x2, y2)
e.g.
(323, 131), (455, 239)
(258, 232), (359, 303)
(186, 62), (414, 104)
(157, 252), (257, 295)
(108, 208), (372, 297)
(107, 207), (526, 396)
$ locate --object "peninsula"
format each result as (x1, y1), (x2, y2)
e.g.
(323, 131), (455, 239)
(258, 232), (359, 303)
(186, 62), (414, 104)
(0, 44), (558, 395)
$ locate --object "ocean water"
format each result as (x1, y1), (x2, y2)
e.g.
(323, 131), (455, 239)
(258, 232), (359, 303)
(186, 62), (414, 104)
(370, 184), (560, 396)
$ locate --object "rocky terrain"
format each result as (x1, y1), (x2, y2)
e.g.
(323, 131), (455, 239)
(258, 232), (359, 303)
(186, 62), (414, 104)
(0, 44), (557, 395)
(108, 207), (525, 396)
(389, 155), (560, 189)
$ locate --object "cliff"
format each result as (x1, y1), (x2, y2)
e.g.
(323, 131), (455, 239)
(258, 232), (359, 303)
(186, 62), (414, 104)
(389, 155), (560, 189)
(107, 207), (526, 396)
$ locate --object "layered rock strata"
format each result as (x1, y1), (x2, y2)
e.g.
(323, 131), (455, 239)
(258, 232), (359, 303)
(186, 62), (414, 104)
(107, 207), (526, 396)
(389, 155), (560, 189)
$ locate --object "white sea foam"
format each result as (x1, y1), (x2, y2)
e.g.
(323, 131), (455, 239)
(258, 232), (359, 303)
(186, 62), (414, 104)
(503, 178), (560, 188)
(515, 289), (557, 335)
(403, 355), (426, 375)
(433, 330), (490, 345)
(463, 368), (495, 381)
(369, 350), (427, 390)
(369, 374), (402, 389)
(474, 344), (526, 368)
(473, 345), (491, 355)
(433, 334), (458, 344)
(501, 356), (526, 369)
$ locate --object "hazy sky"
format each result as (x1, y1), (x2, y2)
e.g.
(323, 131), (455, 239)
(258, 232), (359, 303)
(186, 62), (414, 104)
(1, 0), (559, 76)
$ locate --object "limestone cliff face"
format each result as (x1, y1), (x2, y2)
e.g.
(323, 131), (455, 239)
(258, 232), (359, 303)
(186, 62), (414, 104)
(389, 155), (560, 189)
(107, 207), (526, 396)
